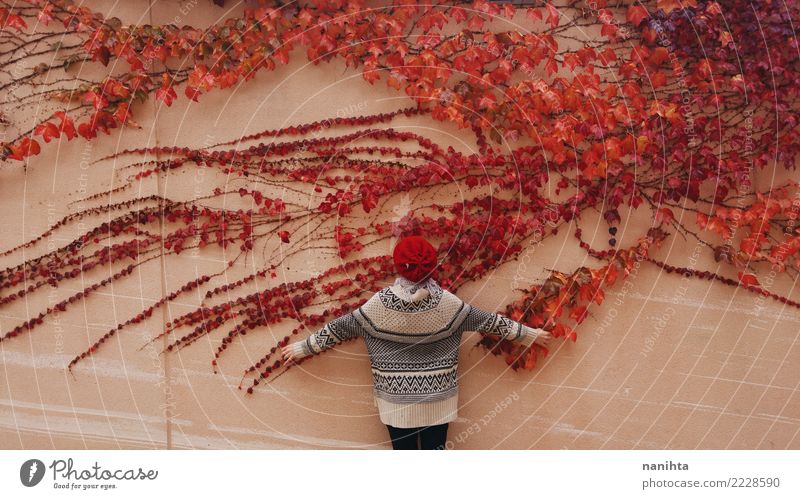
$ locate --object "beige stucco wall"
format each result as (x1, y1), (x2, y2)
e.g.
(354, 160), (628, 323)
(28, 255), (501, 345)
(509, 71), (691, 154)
(1, 1), (798, 449)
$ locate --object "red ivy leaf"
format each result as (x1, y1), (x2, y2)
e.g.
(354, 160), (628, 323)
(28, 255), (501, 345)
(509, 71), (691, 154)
(34, 122), (60, 143)
(450, 7), (468, 23)
(77, 121), (97, 139)
(37, 5), (54, 25)
(2, 13), (28, 32)
(8, 137), (40, 160)
(83, 90), (108, 110)
(569, 305), (588, 324)
(626, 5), (649, 26)
(545, 3), (559, 29)
(738, 272), (759, 287)
(656, 0), (697, 14)
(184, 86), (201, 102)
(650, 71), (667, 88)
(593, 287), (605, 305)
(526, 8), (543, 21)
(54, 111), (76, 141)
(156, 85), (178, 106)
(655, 207), (675, 225)
(552, 323), (577, 342)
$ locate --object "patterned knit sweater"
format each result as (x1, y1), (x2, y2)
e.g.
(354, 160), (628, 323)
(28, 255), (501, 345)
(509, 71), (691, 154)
(288, 277), (543, 428)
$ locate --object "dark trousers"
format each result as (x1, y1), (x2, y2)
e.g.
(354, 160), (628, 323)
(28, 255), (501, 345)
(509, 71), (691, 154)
(386, 423), (449, 450)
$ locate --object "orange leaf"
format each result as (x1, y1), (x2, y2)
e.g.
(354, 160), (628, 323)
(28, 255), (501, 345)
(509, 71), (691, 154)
(54, 111), (76, 140)
(543, 295), (564, 319)
(626, 5), (649, 26)
(706, 2), (723, 15)
(650, 71), (667, 88)
(34, 122), (60, 143)
(655, 207), (675, 225)
(544, 57), (559, 76)
(599, 48), (618, 64)
(552, 323), (567, 338)
(601, 23), (619, 39)
(526, 8), (543, 21)
(649, 47), (670, 65)
(738, 272), (759, 287)
(696, 212), (709, 229)
(554, 324), (577, 342)
(8, 137), (40, 161)
(656, 0), (697, 13)
(604, 264), (619, 286)
(156, 83), (178, 106)
(545, 3), (559, 28)
(3, 13), (27, 32)
(569, 306), (588, 324)
(593, 287), (605, 305)
(477, 91), (496, 110)
(386, 75), (403, 90)
(522, 353), (535, 370)
(740, 238), (760, 256)
(578, 283), (595, 302)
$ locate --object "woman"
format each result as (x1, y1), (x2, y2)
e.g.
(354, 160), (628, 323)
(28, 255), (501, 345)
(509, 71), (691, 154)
(281, 236), (553, 449)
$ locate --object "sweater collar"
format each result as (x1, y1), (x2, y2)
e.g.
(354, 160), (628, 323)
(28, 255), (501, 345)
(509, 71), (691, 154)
(390, 276), (439, 302)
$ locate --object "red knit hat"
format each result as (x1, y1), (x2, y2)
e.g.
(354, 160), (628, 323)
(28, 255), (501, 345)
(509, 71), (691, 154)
(393, 236), (437, 282)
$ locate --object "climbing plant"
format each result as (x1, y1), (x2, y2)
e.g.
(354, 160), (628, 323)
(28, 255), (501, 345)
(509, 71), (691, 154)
(0, 0), (798, 392)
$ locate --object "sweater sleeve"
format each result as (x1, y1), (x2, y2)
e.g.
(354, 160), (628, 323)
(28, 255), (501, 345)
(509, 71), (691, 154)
(461, 305), (542, 348)
(288, 311), (365, 359)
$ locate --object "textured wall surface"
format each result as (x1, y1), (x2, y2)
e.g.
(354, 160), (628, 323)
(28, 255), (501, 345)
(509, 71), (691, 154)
(1, 1), (798, 450)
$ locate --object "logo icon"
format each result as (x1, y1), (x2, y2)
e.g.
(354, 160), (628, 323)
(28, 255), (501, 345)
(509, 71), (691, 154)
(20, 459), (45, 487)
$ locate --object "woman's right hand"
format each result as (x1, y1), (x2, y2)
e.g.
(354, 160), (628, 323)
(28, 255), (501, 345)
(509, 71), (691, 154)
(534, 329), (553, 348)
(281, 343), (299, 366)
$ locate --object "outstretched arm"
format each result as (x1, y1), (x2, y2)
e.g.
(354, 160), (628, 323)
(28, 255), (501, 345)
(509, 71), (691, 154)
(281, 312), (364, 364)
(463, 305), (553, 348)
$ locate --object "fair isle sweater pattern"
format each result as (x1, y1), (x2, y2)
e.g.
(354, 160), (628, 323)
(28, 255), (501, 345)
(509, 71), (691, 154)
(293, 279), (540, 408)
